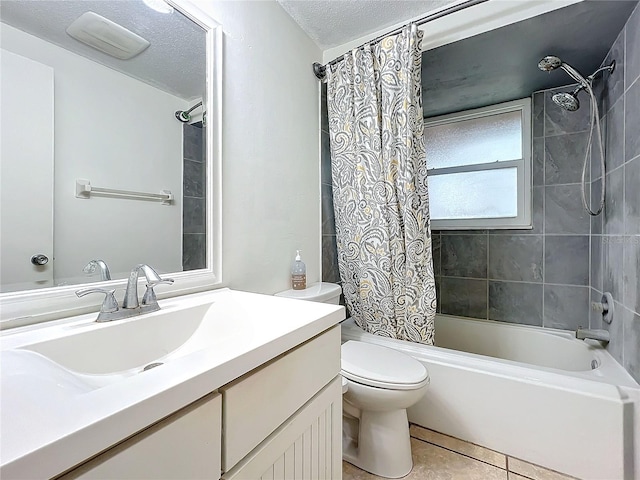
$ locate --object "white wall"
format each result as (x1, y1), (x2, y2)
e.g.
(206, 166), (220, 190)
(197, 1), (323, 294)
(1, 24), (187, 284)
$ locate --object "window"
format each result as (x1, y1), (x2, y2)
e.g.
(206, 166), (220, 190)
(425, 98), (532, 229)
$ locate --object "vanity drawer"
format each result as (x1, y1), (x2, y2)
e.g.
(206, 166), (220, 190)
(57, 393), (221, 480)
(220, 325), (340, 471)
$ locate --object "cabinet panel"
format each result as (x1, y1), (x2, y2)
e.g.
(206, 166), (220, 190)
(221, 326), (340, 471)
(57, 393), (221, 480)
(223, 376), (342, 480)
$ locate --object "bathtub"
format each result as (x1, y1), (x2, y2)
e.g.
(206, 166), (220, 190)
(341, 315), (640, 480)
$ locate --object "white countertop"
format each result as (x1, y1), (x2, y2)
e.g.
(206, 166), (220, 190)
(0, 288), (345, 479)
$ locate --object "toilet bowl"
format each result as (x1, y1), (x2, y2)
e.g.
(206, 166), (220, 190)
(275, 282), (429, 478)
(341, 340), (429, 478)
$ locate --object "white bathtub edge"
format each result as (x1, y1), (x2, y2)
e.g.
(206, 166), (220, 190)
(340, 317), (639, 479)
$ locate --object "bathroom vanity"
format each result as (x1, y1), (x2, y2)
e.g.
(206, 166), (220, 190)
(0, 289), (344, 479)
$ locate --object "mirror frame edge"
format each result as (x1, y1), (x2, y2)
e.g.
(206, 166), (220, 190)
(0, 0), (223, 330)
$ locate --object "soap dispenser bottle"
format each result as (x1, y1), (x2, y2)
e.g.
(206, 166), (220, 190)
(291, 250), (306, 290)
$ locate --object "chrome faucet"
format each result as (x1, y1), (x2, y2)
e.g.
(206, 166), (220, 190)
(83, 259), (111, 281)
(76, 264), (174, 322)
(576, 327), (610, 344)
(123, 264), (174, 310)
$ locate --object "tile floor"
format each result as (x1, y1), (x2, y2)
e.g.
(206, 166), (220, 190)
(342, 424), (577, 480)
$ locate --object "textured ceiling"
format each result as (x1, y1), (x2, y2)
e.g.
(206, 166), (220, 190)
(278, 0), (637, 118)
(422, 0), (639, 117)
(0, 0), (205, 101)
(277, 0), (458, 49)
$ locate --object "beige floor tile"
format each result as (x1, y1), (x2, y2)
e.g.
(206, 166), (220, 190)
(409, 424), (507, 469)
(508, 457), (577, 480)
(343, 460), (383, 480)
(409, 438), (507, 480)
(508, 473), (533, 480)
(343, 438), (508, 480)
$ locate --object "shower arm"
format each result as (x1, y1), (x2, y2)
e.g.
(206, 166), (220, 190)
(565, 60), (617, 90)
(570, 84), (586, 96)
(587, 60), (616, 83)
(183, 101), (203, 116)
(560, 63), (590, 89)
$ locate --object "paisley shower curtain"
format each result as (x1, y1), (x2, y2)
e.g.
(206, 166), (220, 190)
(326, 24), (436, 345)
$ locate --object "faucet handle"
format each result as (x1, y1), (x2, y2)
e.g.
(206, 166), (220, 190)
(142, 278), (175, 307)
(75, 287), (119, 314)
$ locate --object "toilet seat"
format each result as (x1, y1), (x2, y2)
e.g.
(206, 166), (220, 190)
(341, 341), (429, 391)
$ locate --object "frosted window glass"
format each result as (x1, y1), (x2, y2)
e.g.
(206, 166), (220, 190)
(425, 111), (522, 169)
(428, 168), (518, 220)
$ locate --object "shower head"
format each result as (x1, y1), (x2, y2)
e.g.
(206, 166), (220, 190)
(538, 55), (562, 72)
(538, 55), (590, 88)
(552, 91), (580, 111)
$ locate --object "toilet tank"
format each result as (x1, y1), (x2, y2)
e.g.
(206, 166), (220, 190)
(275, 282), (342, 304)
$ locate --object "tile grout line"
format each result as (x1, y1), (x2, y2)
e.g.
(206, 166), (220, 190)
(623, 55), (640, 96)
(438, 232), (442, 314)
(408, 433), (507, 473)
(439, 275), (590, 288)
(588, 120), (593, 328)
(542, 93), (546, 328)
(621, 41), (627, 366)
(542, 129), (591, 139)
(444, 233), (592, 236)
(486, 230), (490, 320)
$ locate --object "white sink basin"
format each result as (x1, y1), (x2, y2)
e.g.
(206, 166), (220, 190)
(22, 300), (246, 376)
(8, 288), (343, 381)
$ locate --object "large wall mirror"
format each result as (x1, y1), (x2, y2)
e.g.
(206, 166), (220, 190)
(0, 0), (222, 326)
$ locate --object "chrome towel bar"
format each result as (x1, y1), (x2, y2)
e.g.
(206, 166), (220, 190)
(75, 179), (173, 205)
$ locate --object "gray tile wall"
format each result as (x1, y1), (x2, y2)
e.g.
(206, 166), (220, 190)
(431, 4), (640, 381)
(589, 3), (640, 382)
(321, 84), (346, 306)
(432, 86), (592, 333)
(321, 83), (342, 285)
(183, 123), (207, 271)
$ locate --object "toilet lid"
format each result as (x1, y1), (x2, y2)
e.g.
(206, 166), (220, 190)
(341, 341), (429, 390)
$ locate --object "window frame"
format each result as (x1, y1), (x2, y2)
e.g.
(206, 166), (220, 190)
(424, 97), (532, 230)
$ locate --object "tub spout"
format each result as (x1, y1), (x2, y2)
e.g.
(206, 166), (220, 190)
(576, 327), (610, 344)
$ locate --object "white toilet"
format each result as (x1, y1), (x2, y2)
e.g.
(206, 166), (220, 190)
(276, 282), (430, 479)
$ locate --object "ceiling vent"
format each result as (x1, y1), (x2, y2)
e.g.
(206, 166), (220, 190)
(66, 12), (150, 60)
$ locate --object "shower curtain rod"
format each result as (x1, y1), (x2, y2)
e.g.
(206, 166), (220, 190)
(312, 0), (488, 80)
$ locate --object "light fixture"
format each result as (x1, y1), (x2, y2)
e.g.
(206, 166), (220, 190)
(142, 0), (174, 14)
(66, 12), (150, 60)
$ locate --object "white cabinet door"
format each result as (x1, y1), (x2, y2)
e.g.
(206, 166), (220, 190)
(223, 377), (342, 480)
(58, 393), (222, 480)
(0, 49), (54, 292)
(221, 326), (341, 471)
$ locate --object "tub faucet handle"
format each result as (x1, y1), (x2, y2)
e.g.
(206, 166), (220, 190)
(590, 292), (615, 324)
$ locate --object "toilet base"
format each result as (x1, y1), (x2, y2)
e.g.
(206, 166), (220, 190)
(343, 407), (413, 478)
